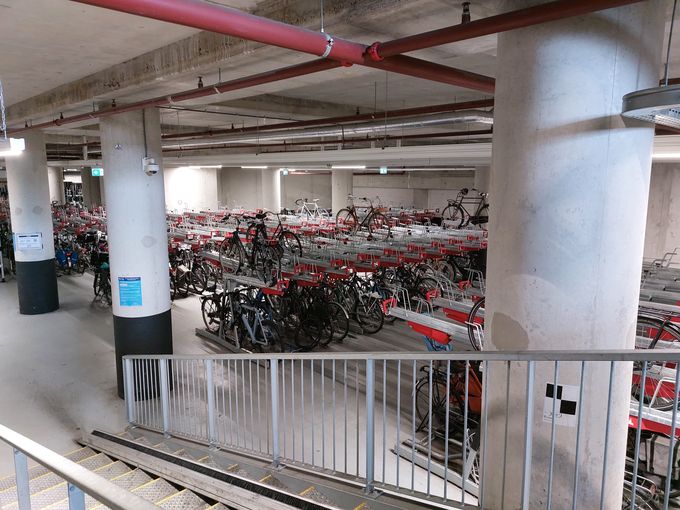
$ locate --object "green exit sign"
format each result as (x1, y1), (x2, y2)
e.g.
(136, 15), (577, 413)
(91, 167), (104, 177)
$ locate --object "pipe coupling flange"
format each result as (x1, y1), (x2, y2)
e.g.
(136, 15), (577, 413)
(321, 33), (335, 58)
(367, 42), (384, 62)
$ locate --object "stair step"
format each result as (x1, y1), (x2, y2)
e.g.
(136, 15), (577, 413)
(258, 474), (290, 492)
(2, 461), (131, 510)
(107, 469), (154, 491)
(208, 505), (229, 510)
(132, 478), (178, 503)
(299, 485), (337, 507)
(156, 488), (210, 509)
(225, 464), (251, 479)
(0, 453), (112, 506)
(0, 447), (97, 492)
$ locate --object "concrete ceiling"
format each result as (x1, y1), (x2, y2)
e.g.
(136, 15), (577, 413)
(1, 0), (678, 168)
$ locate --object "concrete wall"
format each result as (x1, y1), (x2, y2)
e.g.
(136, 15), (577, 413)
(644, 163), (680, 259)
(164, 166), (219, 212)
(280, 173), (332, 211)
(353, 171), (474, 209)
(217, 167), (272, 210)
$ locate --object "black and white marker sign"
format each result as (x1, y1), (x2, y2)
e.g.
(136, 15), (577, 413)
(543, 383), (579, 427)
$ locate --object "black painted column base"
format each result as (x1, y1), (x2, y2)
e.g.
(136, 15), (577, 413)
(114, 309), (173, 398)
(15, 260), (59, 315)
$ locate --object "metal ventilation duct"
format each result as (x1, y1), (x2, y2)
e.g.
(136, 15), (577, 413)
(622, 85), (680, 129)
(163, 110), (494, 150)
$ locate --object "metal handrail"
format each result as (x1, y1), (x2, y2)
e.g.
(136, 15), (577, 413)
(0, 424), (161, 510)
(124, 349), (680, 362)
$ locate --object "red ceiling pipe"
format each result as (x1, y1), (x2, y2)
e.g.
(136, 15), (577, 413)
(372, 0), (645, 59)
(70, 0), (495, 93)
(163, 98), (494, 140)
(8, 59), (340, 135)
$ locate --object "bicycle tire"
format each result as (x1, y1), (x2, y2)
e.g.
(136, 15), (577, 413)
(190, 264), (209, 294)
(327, 302), (350, 343)
(467, 297), (485, 351)
(471, 204), (489, 227)
(367, 212), (391, 241)
(356, 296), (384, 334)
(442, 204), (465, 228)
(253, 245), (281, 287)
(294, 316), (323, 351)
(336, 209), (357, 235)
(219, 237), (243, 275)
(201, 296), (221, 333)
(278, 230), (303, 257)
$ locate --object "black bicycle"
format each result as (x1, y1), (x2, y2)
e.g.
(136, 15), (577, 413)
(442, 188), (489, 228)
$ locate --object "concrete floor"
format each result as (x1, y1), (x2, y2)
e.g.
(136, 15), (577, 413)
(0, 272), (222, 474)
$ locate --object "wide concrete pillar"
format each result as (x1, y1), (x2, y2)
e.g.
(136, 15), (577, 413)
(331, 170), (353, 214)
(100, 108), (172, 397)
(5, 131), (59, 314)
(47, 166), (65, 204)
(473, 165), (490, 193)
(483, 2), (665, 509)
(90, 172), (102, 207)
(260, 168), (281, 212)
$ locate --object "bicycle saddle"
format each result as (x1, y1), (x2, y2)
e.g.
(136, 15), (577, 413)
(255, 212), (268, 220)
(461, 188), (469, 195)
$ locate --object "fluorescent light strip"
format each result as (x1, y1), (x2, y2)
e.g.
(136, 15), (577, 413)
(331, 165), (366, 169)
(242, 165), (268, 169)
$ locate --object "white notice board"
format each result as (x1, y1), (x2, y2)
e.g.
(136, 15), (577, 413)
(14, 233), (43, 251)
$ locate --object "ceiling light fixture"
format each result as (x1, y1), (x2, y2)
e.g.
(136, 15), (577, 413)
(0, 137), (25, 157)
(331, 165), (366, 169)
(241, 165), (268, 169)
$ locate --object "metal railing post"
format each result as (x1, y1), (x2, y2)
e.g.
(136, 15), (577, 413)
(205, 359), (217, 447)
(270, 360), (280, 468)
(13, 449), (30, 510)
(67, 483), (85, 510)
(365, 359), (375, 494)
(123, 358), (135, 425)
(159, 359), (171, 437)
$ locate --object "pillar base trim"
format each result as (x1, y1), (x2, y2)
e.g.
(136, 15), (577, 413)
(15, 260), (59, 315)
(114, 309), (173, 398)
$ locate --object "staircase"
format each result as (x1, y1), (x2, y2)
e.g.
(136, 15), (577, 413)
(0, 428), (433, 510)
(0, 444), (225, 510)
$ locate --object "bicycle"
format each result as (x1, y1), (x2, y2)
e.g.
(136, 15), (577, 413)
(295, 198), (330, 220)
(442, 188), (489, 229)
(218, 214), (282, 287)
(245, 211), (303, 258)
(335, 195), (391, 241)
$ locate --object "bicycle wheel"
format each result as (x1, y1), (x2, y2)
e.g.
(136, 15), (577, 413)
(356, 296), (384, 334)
(201, 296), (221, 333)
(202, 262), (219, 292)
(472, 204), (489, 227)
(415, 369), (449, 432)
(336, 209), (357, 235)
(442, 204), (465, 228)
(190, 264), (209, 294)
(175, 270), (190, 298)
(278, 230), (303, 257)
(254, 245), (280, 287)
(367, 212), (391, 241)
(219, 238), (243, 275)
(467, 297), (485, 351)
(327, 302), (350, 343)
(295, 316), (324, 351)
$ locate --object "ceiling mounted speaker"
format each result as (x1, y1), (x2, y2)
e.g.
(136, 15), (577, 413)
(622, 85), (680, 129)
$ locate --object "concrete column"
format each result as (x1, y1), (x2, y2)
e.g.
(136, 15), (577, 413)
(473, 165), (490, 193)
(413, 188), (429, 209)
(483, 2), (665, 509)
(100, 108), (172, 397)
(644, 163), (680, 259)
(331, 170), (353, 214)
(47, 166), (65, 204)
(5, 131), (59, 314)
(90, 172), (102, 207)
(80, 167), (92, 207)
(260, 168), (281, 212)
(99, 174), (106, 206)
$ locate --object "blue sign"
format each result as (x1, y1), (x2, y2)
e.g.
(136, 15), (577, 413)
(91, 167), (104, 177)
(118, 277), (142, 307)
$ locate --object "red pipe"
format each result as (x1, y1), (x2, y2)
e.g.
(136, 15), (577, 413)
(162, 99), (494, 140)
(70, 0), (495, 93)
(372, 0), (645, 59)
(9, 59), (340, 136)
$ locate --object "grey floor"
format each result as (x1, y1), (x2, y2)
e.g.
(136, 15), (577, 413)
(0, 273), (433, 475)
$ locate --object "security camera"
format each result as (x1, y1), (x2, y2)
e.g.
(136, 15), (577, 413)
(142, 156), (160, 176)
